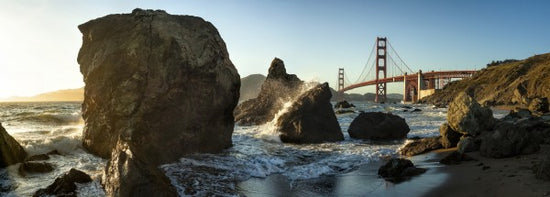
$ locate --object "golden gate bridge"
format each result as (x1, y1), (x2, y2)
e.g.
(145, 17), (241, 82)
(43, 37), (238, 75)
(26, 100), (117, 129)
(337, 37), (476, 103)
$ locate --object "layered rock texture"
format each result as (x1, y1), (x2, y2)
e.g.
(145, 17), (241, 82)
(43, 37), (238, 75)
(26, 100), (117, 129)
(234, 58), (303, 125)
(276, 83), (344, 143)
(0, 122), (27, 167)
(447, 92), (495, 136)
(348, 112), (410, 140)
(421, 53), (550, 106)
(78, 9), (239, 196)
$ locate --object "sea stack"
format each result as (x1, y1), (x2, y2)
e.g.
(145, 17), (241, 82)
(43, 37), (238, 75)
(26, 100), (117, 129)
(234, 58), (304, 125)
(78, 8), (240, 196)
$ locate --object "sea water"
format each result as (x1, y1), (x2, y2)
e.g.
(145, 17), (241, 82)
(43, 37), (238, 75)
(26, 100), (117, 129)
(0, 101), (507, 196)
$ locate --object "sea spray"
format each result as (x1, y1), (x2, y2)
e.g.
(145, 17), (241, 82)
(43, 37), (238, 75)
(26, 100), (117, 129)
(256, 81), (320, 142)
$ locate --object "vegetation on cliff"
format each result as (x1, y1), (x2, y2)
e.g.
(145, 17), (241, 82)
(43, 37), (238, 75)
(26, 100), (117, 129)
(421, 53), (550, 106)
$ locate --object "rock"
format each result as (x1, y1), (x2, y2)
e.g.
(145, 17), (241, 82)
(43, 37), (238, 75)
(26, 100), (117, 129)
(103, 140), (176, 197)
(334, 100), (355, 109)
(513, 82), (530, 105)
(399, 137), (442, 156)
(411, 108), (422, 112)
(503, 108), (532, 121)
(480, 122), (540, 158)
(234, 58), (303, 125)
(439, 123), (462, 148)
(19, 161), (54, 176)
(47, 150), (61, 155)
(536, 153), (550, 181)
(447, 92), (496, 136)
(378, 158), (426, 182)
(26, 154), (50, 162)
(78, 9), (239, 196)
(276, 83), (344, 143)
(529, 97), (550, 115)
(457, 136), (479, 153)
(348, 112), (410, 140)
(33, 168), (92, 197)
(0, 122), (27, 167)
(439, 151), (476, 165)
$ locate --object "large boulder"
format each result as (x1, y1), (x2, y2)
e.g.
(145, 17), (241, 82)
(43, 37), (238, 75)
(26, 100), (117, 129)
(529, 97), (549, 115)
(0, 122), (27, 167)
(33, 168), (92, 197)
(78, 9), (240, 196)
(378, 158), (426, 182)
(348, 112), (410, 140)
(447, 92), (495, 136)
(479, 122), (540, 158)
(399, 137), (442, 156)
(234, 58), (303, 125)
(439, 123), (462, 148)
(276, 83), (344, 143)
(457, 136), (479, 153)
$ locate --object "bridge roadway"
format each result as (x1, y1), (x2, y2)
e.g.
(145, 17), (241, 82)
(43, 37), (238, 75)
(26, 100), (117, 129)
(339, 70), (477, 102)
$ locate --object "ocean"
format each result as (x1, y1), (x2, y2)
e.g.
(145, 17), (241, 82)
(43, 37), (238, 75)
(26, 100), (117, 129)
(0, 101), (507, 196)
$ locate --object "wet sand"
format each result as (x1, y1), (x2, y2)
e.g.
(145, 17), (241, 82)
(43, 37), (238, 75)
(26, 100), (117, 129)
(237, 146), (550, 197)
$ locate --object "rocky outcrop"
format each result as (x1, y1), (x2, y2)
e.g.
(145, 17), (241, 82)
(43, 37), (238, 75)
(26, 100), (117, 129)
(457, 136), (479, 153)
(421, 53), (550, 106)
(234, 58), (303, 125)
(103, 140), (176, 197)
(0, 122), (27, 167)
(399, 137), (442, 156)
(447, 92), (495, 136)
(439, 123), (461, 148)
(33, 168), (92, 197)
(239, 74), (266, 102)
(334, 100), (355, 108)
(529, 97), (549, 115)
(439, 151), (475, 165)
(378, 158), (426, 182)
(480, 122), (540, 158)
(78, 9), (240, 196)
(348, 112), (410, 140)
(276, 83), (344, 143)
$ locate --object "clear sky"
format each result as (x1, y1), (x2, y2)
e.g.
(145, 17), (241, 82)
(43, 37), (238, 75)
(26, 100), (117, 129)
(1, 0), (549, 98)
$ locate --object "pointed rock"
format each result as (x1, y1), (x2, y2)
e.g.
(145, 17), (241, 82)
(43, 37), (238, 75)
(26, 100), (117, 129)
(0, 122), (27, 168)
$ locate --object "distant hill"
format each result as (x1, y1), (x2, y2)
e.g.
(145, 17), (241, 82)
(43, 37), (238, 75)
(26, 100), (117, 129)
(329, 88), (403, 103)
(421, 53), (550, 106)
(240, 74), (266, 102)
(2, 88), (84, 102)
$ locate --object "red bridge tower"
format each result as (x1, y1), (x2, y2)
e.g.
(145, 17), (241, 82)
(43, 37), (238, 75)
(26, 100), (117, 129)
(375, 37), (387, 103)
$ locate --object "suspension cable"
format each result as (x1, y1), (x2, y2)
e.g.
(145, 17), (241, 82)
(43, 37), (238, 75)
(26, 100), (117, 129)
(388, 41), (414, 73)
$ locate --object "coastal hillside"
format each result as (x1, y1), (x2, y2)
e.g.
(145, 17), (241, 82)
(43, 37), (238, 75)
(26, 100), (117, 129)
(329, 88), (403, 103)
(2, 88), (84, 102)
(239, 74), (266, 102)
(421, 53), (550, 106)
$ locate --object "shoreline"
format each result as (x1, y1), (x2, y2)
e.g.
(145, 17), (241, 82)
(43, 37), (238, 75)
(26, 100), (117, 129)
(424, 145), (550, 197)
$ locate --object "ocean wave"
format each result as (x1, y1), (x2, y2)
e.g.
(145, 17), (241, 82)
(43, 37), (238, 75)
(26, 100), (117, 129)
(15, 112), (82, 125)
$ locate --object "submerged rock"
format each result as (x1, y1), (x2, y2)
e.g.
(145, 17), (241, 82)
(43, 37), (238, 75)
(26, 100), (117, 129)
(399, 137), (442, 156)
(480, 122), (540, 158)
(0, 122), (27, 167)
(334, 100), (355, 109)
(234, 58), (303, 125)
(378, 158), (426, 182)
(439, 123), (461, 148)
(447, 92), (495, 136)
(19, 161), (54, 176)
(348, 112), (410, 140)
(33, 168), (92, 197)
(78, 8), (239, 196)
(276, 83), (344, 143)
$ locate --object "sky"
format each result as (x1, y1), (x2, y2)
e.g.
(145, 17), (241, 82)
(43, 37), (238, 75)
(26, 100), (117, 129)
(1, 0), (549, 98)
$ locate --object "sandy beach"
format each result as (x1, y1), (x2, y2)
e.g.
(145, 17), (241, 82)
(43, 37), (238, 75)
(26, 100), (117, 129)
(237, 145), (550, 197)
